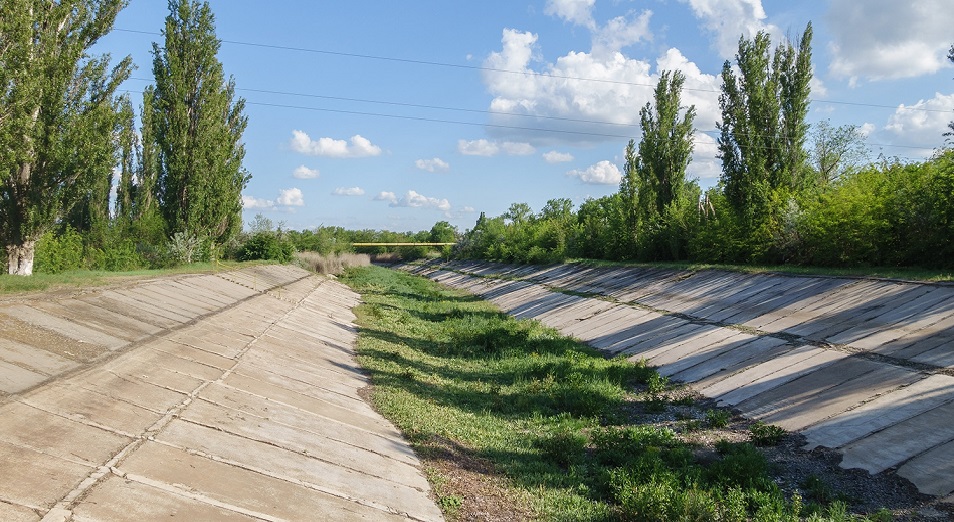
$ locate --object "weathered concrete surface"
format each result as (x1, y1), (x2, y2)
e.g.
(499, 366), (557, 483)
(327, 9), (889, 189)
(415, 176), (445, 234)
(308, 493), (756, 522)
(407, 260), (954, 500)
(0, 266), (442, 521)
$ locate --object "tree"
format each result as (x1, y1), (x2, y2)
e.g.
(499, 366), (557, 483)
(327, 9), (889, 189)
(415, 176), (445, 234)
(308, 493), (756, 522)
(637, 70), (697, 219)
(148, 0), (249, 254)
(618, 139), (640, 257)
(809, 120), (869, 185)
(717, 23), (813, 226)
(0, 0), (132, 275)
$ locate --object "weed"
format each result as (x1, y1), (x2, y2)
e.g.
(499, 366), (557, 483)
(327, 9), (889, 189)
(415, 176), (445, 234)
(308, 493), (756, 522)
(679, 418), (702, 432)
(749, 421), (786, 446)
(646, 372), (669, 395)
(438, 494), (463, 513)
(706, 408), (732, 428)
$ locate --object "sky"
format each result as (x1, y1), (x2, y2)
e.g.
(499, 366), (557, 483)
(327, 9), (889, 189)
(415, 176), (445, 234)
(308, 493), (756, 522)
(93, 0), (954, 233)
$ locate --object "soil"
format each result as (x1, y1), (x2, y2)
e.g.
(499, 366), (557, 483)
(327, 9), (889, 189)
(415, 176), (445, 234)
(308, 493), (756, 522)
(416, 384), (954, 521)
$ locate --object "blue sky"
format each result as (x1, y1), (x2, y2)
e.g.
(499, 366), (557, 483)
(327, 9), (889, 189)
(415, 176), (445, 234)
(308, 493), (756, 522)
(94, 0), (954, 233)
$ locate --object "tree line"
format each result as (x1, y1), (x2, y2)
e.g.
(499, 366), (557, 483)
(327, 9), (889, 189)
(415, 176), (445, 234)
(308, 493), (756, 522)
(3, 7), (952, 276)
(455, 28), (954, 270)
(1, 0), (247, 275)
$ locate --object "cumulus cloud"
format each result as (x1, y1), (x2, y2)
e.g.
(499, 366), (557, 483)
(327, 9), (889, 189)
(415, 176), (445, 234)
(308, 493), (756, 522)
(502, 142), (537, 155)
(458, 139), (537, 156)
(458, 139), (500, 156)
(543, 150), (574, 163)
(375, 190), (451, 211)
(680, 0), (779, 59)
(415, 157), (450, 172)
(242, 195), (274, 210)
(827, 0), (954, 83)
(482, 29), (721, 145)
(292, 165), (320, 179)
(374, 191), (398, 203)
(567, 160), (621, 184)
(277, 188), (304, 206)
(289, 130), (382, 158)
(545, 0), (597, 30)
(881, 92), (954, 153)
(333, 187), (365, 196)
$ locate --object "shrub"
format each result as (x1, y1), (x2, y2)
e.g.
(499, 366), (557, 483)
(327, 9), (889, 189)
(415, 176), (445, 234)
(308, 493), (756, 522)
(749, 421), (786, 446)
(34, 228), (84, 274)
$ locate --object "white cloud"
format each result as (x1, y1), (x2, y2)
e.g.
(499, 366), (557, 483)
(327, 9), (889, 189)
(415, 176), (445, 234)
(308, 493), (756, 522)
(502, 142), (537, 155)
(333, 187), (365, 196)
(277, 188), (304, 206)
(458, 139), (500, 156)
(543, 150), (575, 163)
(242, 195), (274, 210)
(545, 0), (597, 30)
(415, 157), (450, 172)
(292, 165), (320, 179)
(458, 139), (537, 156)
(828, 0), (954, 83)
(374, 191), (398, 203)
(482, 30), (721, 144)
(680, 0), (779, 59)
(376, 190), (451, 212)
(881, 92), (954, 153)
(289, 130), (382, 158)
(567, 160), (621, 185)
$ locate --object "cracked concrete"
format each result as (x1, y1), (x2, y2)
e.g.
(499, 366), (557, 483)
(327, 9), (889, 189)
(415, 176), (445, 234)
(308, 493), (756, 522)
(0, 266), (442, 521)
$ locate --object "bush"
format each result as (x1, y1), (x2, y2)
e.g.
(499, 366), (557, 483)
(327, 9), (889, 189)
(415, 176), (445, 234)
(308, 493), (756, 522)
(34, 228), (84, 274)
(238, 231), (294, 262)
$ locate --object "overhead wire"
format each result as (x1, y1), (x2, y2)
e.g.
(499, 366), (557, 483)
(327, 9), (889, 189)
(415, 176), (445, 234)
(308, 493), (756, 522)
(114, 28), (954, 115)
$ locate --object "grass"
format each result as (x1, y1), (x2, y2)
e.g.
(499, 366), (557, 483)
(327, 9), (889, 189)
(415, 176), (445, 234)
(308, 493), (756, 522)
(0, 259), (281, 295)
(342, 266), (884, 521)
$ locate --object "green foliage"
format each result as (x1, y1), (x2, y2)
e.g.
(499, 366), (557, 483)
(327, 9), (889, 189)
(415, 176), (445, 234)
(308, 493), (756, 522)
(149, 0), (249, 247)
(749, 421), (786, 446)
(0, 0), (132, 274)
(34, 229), (85, 274)
(342, 266), (857, 520)
(705, 409), (732, 428)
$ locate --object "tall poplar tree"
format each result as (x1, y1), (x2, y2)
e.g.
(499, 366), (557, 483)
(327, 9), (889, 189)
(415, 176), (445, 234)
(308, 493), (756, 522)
(0, 0), (131, 275)
(717, 23), (813, 227)
(636, 70), (696, 220)
(148, 0), (249, 252)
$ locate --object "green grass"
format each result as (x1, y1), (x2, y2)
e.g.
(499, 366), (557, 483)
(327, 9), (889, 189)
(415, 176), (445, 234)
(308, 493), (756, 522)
(342, 266), (883, 521)
(0, 259), (278, 295)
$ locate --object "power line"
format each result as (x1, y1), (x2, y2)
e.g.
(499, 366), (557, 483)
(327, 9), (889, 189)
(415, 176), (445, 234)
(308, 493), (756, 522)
(114, 28), (953, 114)
(120, 89), (941, 151)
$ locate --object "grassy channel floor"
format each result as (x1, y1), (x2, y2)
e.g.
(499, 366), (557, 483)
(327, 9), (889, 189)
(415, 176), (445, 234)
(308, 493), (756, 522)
(342, 266), (894, 521)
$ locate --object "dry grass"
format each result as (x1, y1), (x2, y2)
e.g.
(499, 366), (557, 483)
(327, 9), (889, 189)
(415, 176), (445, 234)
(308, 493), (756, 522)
(295, 251), (371, 275)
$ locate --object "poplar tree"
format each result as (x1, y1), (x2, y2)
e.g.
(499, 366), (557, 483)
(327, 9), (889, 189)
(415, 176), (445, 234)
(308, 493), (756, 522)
(717, 23), (813, 227)
(636, 70), (696, 220)
(148, 0), (249, 252)
(0, 0), (131, 275)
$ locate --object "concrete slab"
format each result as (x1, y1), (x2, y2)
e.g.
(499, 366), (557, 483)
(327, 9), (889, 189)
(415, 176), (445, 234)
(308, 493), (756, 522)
(802, 375), (954, 450)
(117, 442), (419, 521)
(898, 438), (954, 496)
(752, 363), (921, 431)
(31, 299), (161, 342)
(0, 359), (49, 393)
(0, 339), (68, 376)
(0, 305), (126, 351)
(704, 347), (845, 406)
(839, 400), (954, 473)
(669, 335), (791, 384)
(74, 475), (258, 521)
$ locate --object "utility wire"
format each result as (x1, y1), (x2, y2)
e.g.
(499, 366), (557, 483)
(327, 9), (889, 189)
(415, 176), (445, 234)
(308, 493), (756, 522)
(120, 88), (940, 151)
(115, 28), (953, 114)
